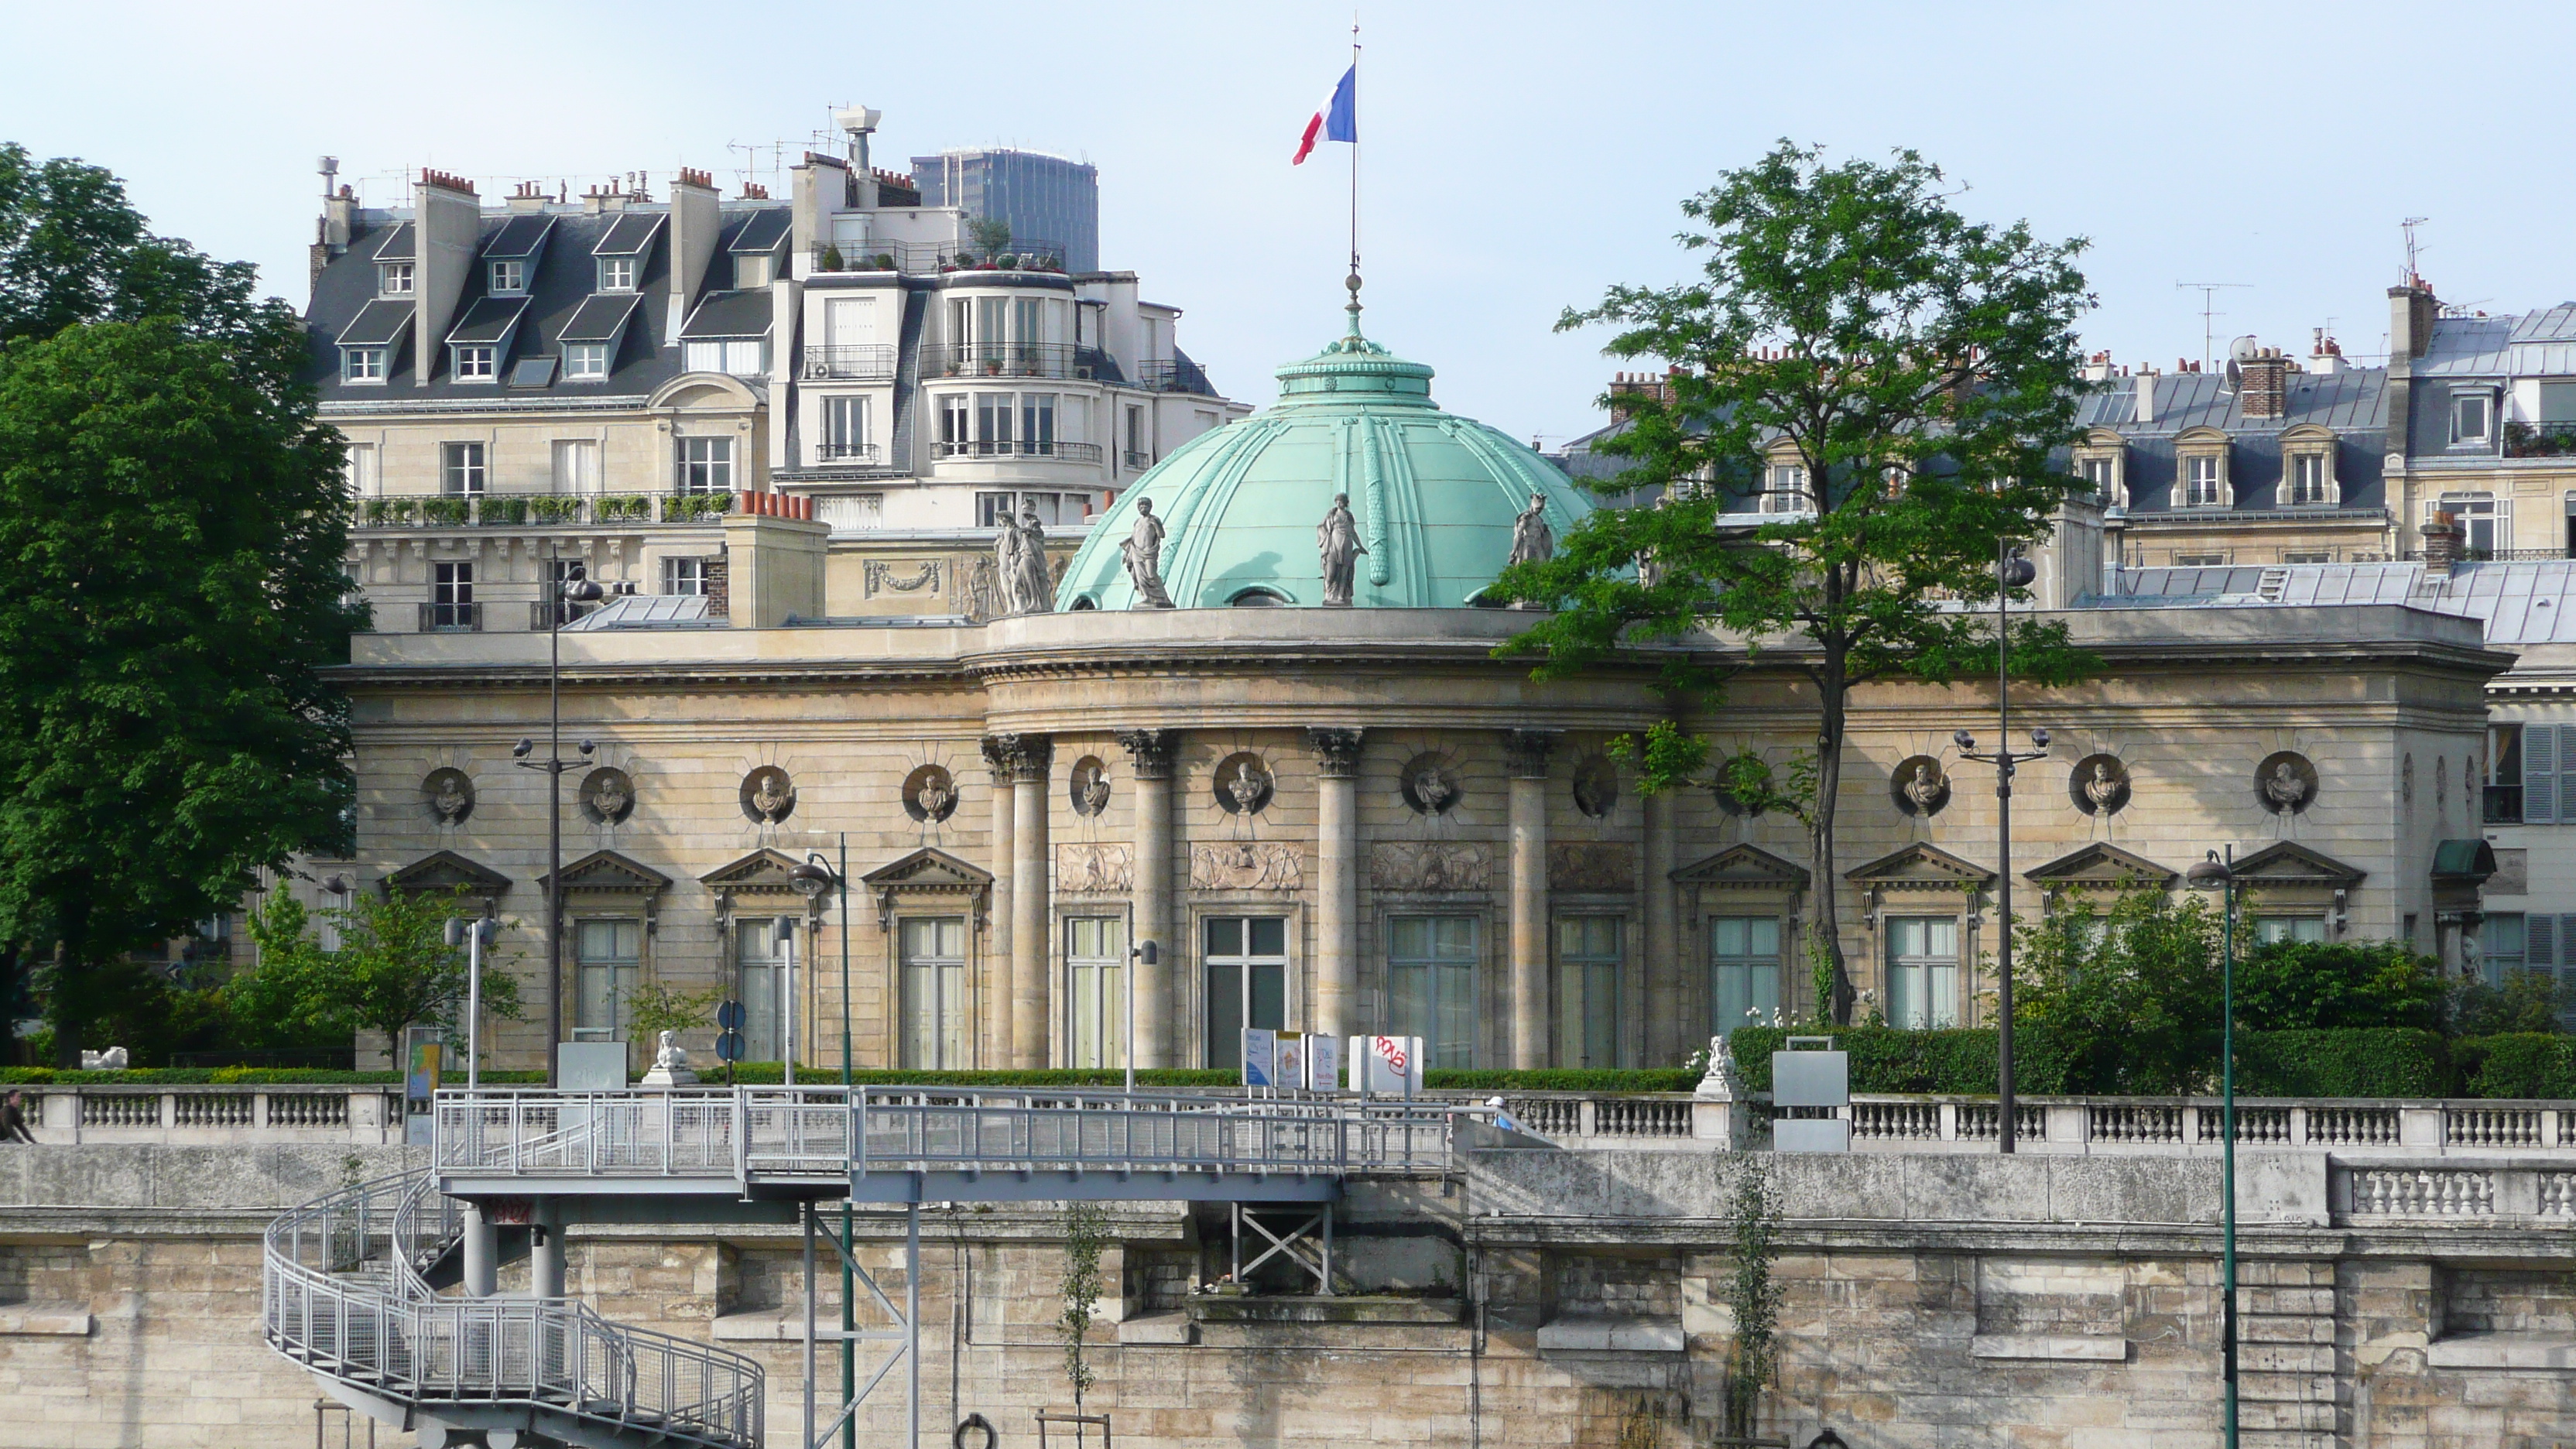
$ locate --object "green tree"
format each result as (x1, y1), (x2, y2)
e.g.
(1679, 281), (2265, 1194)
(966, 215), (1013, 258)
(238, 887), (521, 1056)
(1497, 142), (2098, 1022)
(2449, 968), (2571, 1037)
(2012, 886), (2225, 1094)
(0, 145), (359, 1065)
(2235, 939), (2448, 1033)
(1057, 1202), (1106, 1425)
(0, 144), (310, 394)
(625, 976), (723, 1043)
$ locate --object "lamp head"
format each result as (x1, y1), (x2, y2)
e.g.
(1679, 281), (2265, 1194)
(1999, 554), (2037, 589)
(773, 916), (797, 945)
(2030, 727), (2050, 749)
(579, 739), (595, 757)
(512, 738), (534, 759)
(320, 875), (349, 895)
(2184, 850), (2232, 891)
(1952, 729), (1975, 751)
(1133, 940), (1160, 967)
(788, 859), (834, 901)
(444, 917), (466, 948)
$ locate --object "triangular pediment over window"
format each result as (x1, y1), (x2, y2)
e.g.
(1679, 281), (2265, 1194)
(859, 847), (995, 892)
(381, 850), (511, 897)
(1845, 842), (1995, 890)
(2228, 841), (2366, 889)
(540, 849), (672, 895)
(2024, 843), (2177, 891)
(699, 848), (808, 893)
(1670, 843), (1811, 890)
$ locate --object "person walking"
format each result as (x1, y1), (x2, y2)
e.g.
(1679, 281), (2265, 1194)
(0, 1089), (36, 1143)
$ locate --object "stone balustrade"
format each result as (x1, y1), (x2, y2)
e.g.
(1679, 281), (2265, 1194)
(18, 1086), (402, 1145)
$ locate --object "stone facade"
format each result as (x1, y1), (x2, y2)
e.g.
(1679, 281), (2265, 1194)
(5, 1145), (2575, 1447)
(313, 587), (2502, 1075)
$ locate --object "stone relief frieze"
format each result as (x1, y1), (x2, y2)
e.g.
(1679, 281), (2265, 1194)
(1368, 841), (1492, 893)
(1549, 842), (1635, 892)
(1190, 842), (1304, 892)
(1058, 842), (1135, 893)
(864, 559), (941, 598)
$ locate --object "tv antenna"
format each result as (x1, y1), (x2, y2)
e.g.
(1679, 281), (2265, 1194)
(2176, 282), (2251, 371)
(2402, 217), (2429, 286)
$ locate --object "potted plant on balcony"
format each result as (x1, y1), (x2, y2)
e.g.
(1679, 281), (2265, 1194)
(875, 253), (894, 271)
(820, 243), (846, 272)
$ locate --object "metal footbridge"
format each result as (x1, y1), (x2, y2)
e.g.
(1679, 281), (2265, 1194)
(265, 1086), (1467, 1448)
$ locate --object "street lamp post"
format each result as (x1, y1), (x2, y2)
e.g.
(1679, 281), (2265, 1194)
(784, 849), (849, 1449)
(442, 915), (499, 1091)
(1949, 543), (2048, 1154)
(2187, 847), (2240, 1449)
(513, 565), (606, 1088)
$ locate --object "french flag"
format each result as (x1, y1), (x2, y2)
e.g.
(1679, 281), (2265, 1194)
(1293, 65), (1357, 165)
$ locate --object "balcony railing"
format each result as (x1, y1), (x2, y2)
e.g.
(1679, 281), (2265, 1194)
(2398, 547), (2570, 563)
(2486, 783), (2526, 825)
(1122, 449), (1153, 472)
(527, 600), (608, 630)
(934, 439), (1103, 465)
(796, 344), (897, 381)
(807, 239), (1067, 276)
(810, 440), (883, 466)
(418, 601), (481, 632)
(2506, 420), (2576, 458)
(358, 491), (735, 529)
(921, 342), (1093, 381)
(1136, 357), (1215, 395)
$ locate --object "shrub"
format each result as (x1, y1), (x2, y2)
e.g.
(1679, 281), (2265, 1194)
(2233, 1029), (2448, 1098)
(1423, 1068), (1698, 1093)
(1728, 1026), (2074, 1096)
(2455, 1034), (2576, 1098)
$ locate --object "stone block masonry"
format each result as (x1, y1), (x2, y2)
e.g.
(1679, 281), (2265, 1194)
(5, 1145), (2576, 1446)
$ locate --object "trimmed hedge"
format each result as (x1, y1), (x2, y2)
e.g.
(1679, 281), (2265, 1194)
(1727, 1026), (2079, 1097)
(2455, 1034), (2576, 1099)
(1727, 1025), (2451, 1098)
(0, 1067), (547, 1086)
(2233, 1029), (2448, 1098)
(1422, 1069), (1699, 1094)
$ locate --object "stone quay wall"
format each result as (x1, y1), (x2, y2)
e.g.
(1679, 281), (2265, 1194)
(0, 1144), (2571, 1447)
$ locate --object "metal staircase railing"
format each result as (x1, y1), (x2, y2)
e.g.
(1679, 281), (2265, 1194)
(264, 1168), (764, 1448)
(436, 1084), (1461, 1183)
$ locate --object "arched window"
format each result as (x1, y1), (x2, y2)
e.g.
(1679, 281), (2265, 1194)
(1228, 587), (1288, 608)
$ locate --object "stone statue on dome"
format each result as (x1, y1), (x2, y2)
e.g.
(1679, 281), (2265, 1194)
(1317, 492), (1368, 607)
(1122, 497), (1173, 608)
(1508, 492), (1554, 567)
(1012, 506), (1053, 615)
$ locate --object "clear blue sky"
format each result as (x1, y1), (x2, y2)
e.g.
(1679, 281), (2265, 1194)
(5, 1), (2568, 447)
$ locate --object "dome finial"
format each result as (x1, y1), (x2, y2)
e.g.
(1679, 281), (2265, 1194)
(1345, 270), (1364, 338)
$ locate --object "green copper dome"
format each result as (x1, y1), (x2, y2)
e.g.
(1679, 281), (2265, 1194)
(1055, 307), (1592, 611)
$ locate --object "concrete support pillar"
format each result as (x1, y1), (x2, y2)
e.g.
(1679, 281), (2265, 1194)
(1643, 786), (1679, 1067)
(1504, 730), (1558, 1070)
(980, 737), (1016, 1068)
(1308, 728), (1365, 1046)
(1011, 735), (1053, 1068)
(529, 1197), (565, 1299)
(1117, 729), (1178, 1067)
(461, 1201), (497, 1298)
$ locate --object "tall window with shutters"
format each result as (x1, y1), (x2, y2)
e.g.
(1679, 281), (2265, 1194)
(2520, 723), (2576, 824)
(2519, 914), (2576, 1028)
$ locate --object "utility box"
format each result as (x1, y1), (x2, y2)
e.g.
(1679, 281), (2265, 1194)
(1772, 1036), (1850, 1153)
(557, 1041), (629, 1092)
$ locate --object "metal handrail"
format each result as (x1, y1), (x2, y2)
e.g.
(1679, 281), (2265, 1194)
(263, 1168), (762, 1448)
(921, 342), (1092, 380)
(436, 1086), (1458, 1180)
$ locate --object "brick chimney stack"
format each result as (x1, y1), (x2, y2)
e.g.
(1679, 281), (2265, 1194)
(2421, 510), (2464, 578)
(2241, 347), (2287, 421)
(2389, 279), (2439, 360)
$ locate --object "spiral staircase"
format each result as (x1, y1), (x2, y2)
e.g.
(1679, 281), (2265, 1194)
(264, 1168), (763, 1449)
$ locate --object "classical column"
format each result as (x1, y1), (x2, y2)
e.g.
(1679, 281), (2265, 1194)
(1115, 729), (1178, 1068)
(1504, 729), (1559, 1070)
(529, 1197), (565, 1299)
(1011, 735), (1054, 1068)
(980, 736), (1016, 1067)
(1307, 727), (1365, 1046)
(1643, 785), (1679, 1067)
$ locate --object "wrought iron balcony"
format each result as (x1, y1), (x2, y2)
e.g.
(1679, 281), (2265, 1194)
(1136, 357), (1215, 395)
(807, 238), (1067, 276)
(921, 343), (1092, 381)
(2485, 783), (2525, 825)
(934, 439), (1104, 465)
(1122, 449), (1153, 472)
(810, 441), (883, 466)
(796, 344), (896, 382)
(418, 601), (481, 632)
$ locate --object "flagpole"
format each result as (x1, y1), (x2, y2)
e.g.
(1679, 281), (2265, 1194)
(1349, 21), (1361, 296)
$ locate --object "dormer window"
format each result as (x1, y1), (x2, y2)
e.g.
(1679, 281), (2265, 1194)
(2082, 457), (2114, 495)
(488, 259), (525, 295)
(1759, 461), (1810, 512)
(378, 262), (414, 296)
(2452, 389), (2495, 447)
(2072, 430), (2127, 508)
(341, 348), (386, 384)
(2185, 455), (2222, 506)
(564, 343), (610, 381)
(2277, 426), (2339, 509)
(598, 257), (635, 292)
(452, 344), (496, 382)
(2291, 454), (2327, 505)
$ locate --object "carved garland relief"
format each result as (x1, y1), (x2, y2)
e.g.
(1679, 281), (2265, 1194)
(1190, 842), (1304, 892)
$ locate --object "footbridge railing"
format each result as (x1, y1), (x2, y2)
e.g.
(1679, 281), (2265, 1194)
(434, 1085), (1461, 1185)
(263, 1168), (764, 1449)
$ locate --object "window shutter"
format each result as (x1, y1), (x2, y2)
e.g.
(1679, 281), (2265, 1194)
(2526, 726), (2558, 824)
(2531, 915), (2557, 972)
(2559, 726), (2576, 822)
